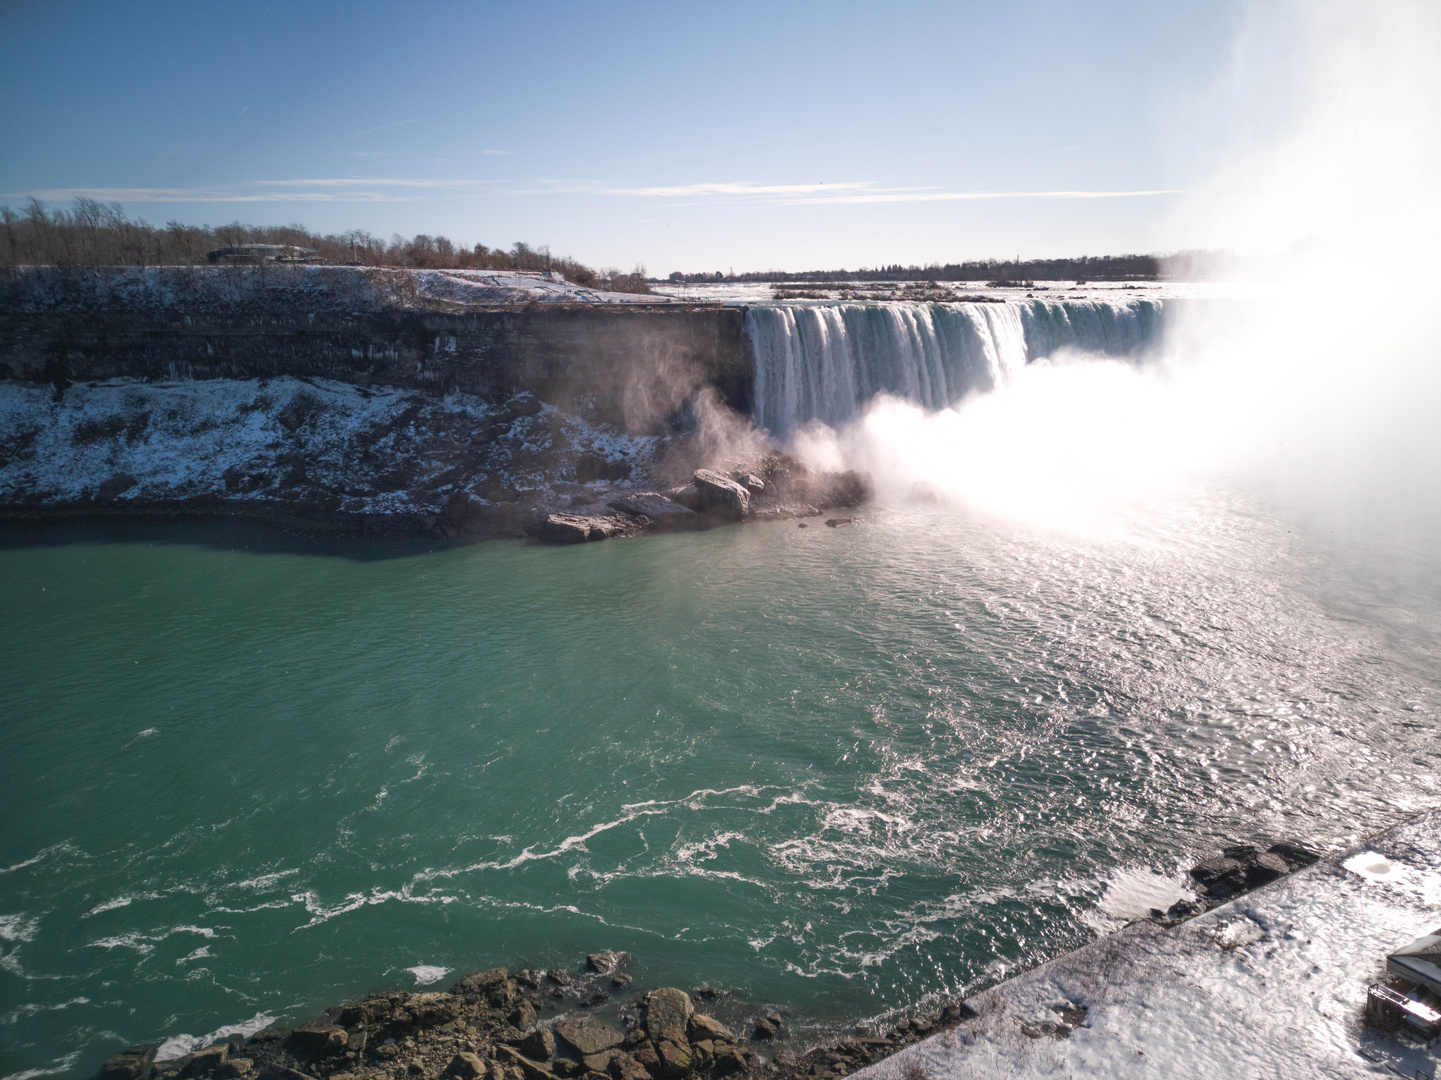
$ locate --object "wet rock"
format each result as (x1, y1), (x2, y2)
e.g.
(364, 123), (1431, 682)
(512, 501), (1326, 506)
(688, 1014), (734, 1042)
(580, 991), (610, 1008)
(521, 1030), (556, 1060)
(749, 1015), (783, 1038)
(101, 1047), (158, 1080)
(290, 1022), (347, 1053)
(448, 1053), (489, 1079)
(451, 968), (513, 1004)
(581, 1051), (620, 1075)
(941, 1002), (979, 1023)
(654, 1039), (692, 1078)
(691, 470), (749, 520)
(1248, 851), (1290, 885)
(606, 1053), (649, 1080)
(98, 473), (138, 501)
(823, 517), (854, 528)
(258, 1067), (317, 1080)
(576, 454), (631, 483)
(608, 493), (695, 528)
(1188, 855), (1244, 889)
(736, 474), (765, 494)
(506, 394), (544, 420)
(554, 1017), (625, 1058)
(533, 513), (623, 544)
(610, 974), (633, 989)
(631, 1043), (660, 1075)
(495, 1046), (557, 1080)
(1166, 897), (1204, 918)
(643, 988), (694, 1042)
(816, 470), (874, 509)
(666, 484), (703, 511)
(586, 951), (625, 975)
(1266, 842), (1319, 871)
(711, 1047), (748, 1076)
(184, 1046), (229, 1076)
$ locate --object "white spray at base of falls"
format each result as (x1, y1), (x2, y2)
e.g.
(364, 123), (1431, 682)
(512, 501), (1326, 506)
(745, 298), (1165, 434)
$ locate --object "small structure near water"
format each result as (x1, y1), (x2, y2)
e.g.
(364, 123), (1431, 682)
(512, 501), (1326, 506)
(1366, 930), (1441, 1038)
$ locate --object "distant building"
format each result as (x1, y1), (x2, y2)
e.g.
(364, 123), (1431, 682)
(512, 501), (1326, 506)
(207, 244), (325, 265)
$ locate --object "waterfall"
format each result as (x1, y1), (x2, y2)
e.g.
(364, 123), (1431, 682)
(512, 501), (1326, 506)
(745, 299), (1165, 433)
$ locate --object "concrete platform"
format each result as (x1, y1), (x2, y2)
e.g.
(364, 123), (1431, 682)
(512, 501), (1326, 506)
(855, 810), (1441, 1080)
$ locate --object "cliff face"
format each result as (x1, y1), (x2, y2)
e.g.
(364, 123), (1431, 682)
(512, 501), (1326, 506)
(0, 307), (753, 432)
(0, 268), (754, 431)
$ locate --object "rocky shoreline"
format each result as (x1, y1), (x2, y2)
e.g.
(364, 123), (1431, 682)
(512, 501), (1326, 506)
(0, 376), (871, 544)
(94, 841), (1319, 1080)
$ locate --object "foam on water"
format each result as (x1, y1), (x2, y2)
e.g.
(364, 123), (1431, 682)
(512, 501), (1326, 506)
(2, 472), (1440, 1075)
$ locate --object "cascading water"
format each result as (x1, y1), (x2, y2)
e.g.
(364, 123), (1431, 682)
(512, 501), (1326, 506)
(745, 299), (1166, 433)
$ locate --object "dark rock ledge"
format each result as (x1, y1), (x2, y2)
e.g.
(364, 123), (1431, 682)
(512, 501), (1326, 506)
(92, 842), (1319, 1080)
(95, 964), (976, 1080)
(1151, 841), (1319, 923)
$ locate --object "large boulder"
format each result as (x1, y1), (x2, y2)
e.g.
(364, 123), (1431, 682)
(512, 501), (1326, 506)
(289, 1023), (347, 1054)
(521, 1029), (556, 1061)
(100, 1048), (157, 1080)
(688, 1014), (734, 1042)
(608, 493), (696, 528)
(448, 1053), (488, 1079)
(554, 1016), (625, 1058)
(816, 470), (874, 509)
(532, 513), (623, 545)
(644, 987), (694, 1043)
(655, 1039), (693, 1078)
(691, 470), (749, 520)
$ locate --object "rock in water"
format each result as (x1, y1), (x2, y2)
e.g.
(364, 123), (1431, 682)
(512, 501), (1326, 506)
(101, 1048), (157, 1080)
(644, 987), (694, 1042)
(1247, 851), (1290, 885)
(533, 513), (622, 544)
(691, 471), (750, 520)
(608, 493), (696, 528)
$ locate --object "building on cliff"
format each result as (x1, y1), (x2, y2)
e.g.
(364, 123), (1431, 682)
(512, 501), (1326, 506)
(207, 244), (324, 265)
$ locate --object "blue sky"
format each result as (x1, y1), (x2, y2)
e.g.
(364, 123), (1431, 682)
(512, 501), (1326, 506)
(0, 1), (1247, 272)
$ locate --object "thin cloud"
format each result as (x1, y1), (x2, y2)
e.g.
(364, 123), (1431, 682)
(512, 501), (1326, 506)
(253, 177), (495, 189)
(11, 186), (412, 203)
(483, 150), (510, 156)
(348, 118), (420, 138)
(603, 181), (882, 197)
(776, 189), (1185, 205)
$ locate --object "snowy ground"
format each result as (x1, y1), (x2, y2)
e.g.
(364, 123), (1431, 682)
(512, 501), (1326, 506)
(854, 810), (1440, 1080)
(0, 377), (660, 529)
(0, 265), (676, 315)
(649, 279), (1258, 305)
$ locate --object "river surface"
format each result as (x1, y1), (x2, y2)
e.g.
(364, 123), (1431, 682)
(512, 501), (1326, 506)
(3, 490), (1440, 1077)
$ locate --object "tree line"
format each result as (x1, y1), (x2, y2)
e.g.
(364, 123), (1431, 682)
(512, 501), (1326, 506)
(0, 198), (651, 293)
(667, 253), (1165, 283)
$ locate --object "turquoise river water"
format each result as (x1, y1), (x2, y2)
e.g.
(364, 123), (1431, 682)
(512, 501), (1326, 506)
(2, 495), (1440, 1076)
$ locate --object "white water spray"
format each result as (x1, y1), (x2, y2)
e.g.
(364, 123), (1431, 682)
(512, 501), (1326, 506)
(754, 2), (1441, 537)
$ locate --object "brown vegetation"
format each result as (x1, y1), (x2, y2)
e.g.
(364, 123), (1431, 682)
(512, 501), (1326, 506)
(0, 198), (650, 293)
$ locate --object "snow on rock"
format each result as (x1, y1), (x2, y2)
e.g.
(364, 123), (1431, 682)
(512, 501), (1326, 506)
(0, 377), (660, 534)
(0, 265), (675, 315)
(855, 809), (1441, 1080)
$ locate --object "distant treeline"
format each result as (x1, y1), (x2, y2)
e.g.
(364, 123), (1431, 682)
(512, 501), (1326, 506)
(0, 198), (651, 293)
(668, 254), (1164, 283)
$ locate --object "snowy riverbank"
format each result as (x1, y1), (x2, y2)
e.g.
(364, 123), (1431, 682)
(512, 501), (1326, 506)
(853, 809), (1441, 1080)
